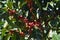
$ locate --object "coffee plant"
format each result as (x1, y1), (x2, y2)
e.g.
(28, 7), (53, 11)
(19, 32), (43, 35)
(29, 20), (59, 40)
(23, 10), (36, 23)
(0, 0), (60, 40)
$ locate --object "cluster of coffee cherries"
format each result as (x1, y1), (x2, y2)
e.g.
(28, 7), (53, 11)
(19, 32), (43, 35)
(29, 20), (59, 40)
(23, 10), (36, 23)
(18, 15), (42, 34)
(9, 29), (25, 37)
(8, 9), (16, 15)
(18, 15), (41, 29)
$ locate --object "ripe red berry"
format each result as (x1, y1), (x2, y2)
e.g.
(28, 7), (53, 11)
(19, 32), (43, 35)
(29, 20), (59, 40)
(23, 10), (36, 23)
(20, 32), (25, 37)
(18, 15), (24, 20)
(27, 0), (33, 8)
(8, 9), (16, 15)
(24, 18), (28, 23)
(28, 22), (34, 28)
(35, 22), (40, 26)
(34, 20), (41, 27)
(9, 30), (14, 34)
(12, 10), (16, 13)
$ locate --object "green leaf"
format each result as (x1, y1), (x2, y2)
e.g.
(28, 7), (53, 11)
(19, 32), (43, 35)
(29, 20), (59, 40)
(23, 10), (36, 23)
(0, 21), (4, 26)
(20, 2), (27, 8)
(11, 34), (16, 40)
(1, 28), (6, 37)
(6, 18), (18, 28)
(52, 34), (60, 40)
(7, 0), (13, 9)
(4, 34), (11, 40)
(2, 7), (8, 12)
(52, 0), (60, 2)
(33, 0), (42, 10)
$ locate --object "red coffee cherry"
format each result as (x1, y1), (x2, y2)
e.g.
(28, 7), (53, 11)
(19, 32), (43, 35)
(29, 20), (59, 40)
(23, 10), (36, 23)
(26, 0), (33, 8)
(9, 30), (14, 34)
(20, 32), (25, 37)
(28, 22), (34, 28)
(24, 18), (29, 23)
(34, 20), (41, 27)
(8, 9), (16, 15)
(18, 15), (24, 20)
